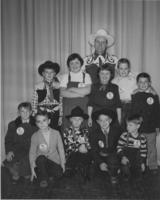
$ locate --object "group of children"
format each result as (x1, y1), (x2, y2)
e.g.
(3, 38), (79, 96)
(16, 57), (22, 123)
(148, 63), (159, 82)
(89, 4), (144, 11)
(3, 55), (160, 188)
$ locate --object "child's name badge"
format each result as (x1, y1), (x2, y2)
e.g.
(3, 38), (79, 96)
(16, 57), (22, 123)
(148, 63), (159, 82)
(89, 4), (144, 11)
(98, 140), (104, 148)
(146, 97), (154, 105)
(106, 92), (114, 99)
(133, 140), (141, 148)
(78, 82), (85, 88)
(39, 143), (48, 152)
(16, 127), (24, 135)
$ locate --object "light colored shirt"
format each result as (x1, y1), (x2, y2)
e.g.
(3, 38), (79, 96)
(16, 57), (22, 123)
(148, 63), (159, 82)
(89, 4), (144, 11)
(60, 71), (92, 88)
(112, 72), (137, 101)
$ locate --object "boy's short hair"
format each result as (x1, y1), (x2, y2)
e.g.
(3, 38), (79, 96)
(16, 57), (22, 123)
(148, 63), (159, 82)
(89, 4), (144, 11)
(117, 58), (131, 69)
(126, 114), (143, 125)
(136, 72), (151, 83)
(67, 53), (84, 68)
(35, 110), (50, 120)
(18, 102), (32, 111)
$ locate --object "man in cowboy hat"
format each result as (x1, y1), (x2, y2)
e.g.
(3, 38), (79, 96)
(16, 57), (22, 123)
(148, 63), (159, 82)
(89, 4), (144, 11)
(63, 106), (92, 181)
(32, 60), (62, 130)
(83, 29), (118, 84)
(89, 108), (122, 184)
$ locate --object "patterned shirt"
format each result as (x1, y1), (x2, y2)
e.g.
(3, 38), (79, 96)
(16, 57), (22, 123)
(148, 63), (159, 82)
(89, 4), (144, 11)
(32, 81), (62, 116)
(117, 132), (147, 162)
(63, 127), (91, 159)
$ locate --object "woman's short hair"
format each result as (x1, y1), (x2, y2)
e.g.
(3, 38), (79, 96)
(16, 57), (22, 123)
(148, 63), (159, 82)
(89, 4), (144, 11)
(98, 63), (115, 81)
(67, 53), (84, 68)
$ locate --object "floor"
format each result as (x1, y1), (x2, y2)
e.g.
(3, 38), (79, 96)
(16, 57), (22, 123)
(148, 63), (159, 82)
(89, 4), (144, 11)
(1, 166), (160, 199)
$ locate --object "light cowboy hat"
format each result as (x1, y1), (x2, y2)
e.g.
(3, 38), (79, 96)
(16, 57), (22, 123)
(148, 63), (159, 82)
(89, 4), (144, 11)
(88, 29), (115, 48)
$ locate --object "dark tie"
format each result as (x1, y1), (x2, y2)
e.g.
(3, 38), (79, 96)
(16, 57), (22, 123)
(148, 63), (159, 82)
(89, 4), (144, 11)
(103, 129), (108, 148)
(99, 57), (103, 67)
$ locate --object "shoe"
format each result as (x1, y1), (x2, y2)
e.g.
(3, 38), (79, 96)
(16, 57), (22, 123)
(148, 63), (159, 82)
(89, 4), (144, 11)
(110, 176), (118, 185)
(40, 180), (48, 188)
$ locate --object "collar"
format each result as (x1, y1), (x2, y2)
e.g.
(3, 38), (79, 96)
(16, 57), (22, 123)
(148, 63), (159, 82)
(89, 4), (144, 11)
(101, 127), (110, 134)
(22, 119), (30, 124)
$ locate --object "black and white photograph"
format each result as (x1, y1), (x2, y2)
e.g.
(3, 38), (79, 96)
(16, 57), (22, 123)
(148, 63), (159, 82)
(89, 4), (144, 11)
(1, 0), (160, 199)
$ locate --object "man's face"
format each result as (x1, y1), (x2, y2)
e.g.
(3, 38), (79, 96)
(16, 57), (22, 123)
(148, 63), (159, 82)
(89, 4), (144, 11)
(94, 37), (108, 55)
(97, 114), (112, 130)
(42, 68), (56, 83)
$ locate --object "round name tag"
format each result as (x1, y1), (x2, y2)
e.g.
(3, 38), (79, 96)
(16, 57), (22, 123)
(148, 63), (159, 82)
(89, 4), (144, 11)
(146, 97), (154, 105)
(98, 140), (104, 148)
(106, 92), (114, 99)
(78, 82), (85, 88)
(16, 127), (24, 135)
(39, 143), (48, 152)
(133, 140), (141, 148)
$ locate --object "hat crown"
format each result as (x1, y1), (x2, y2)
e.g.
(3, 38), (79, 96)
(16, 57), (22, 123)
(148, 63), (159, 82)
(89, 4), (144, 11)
(70, 106), (85, 116)
(95, 29), (109, 38)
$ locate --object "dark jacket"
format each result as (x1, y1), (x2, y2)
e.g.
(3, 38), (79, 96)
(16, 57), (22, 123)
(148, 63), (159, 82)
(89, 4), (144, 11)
(89, 124), (122, 165)
(5, 116), (38, 160)
(131, 92), (160, 133)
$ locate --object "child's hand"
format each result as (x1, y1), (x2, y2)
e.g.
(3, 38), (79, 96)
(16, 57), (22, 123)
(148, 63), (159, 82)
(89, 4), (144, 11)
(141, 163), (145, 172)
(99, 162), (108, 172)
(121, 156), (129, 165)
(58, 116), (62, 126)
(61, 163), (65, 173)
(79, 144), (88, 153)
(6, 151), (14, 161)
(30, 164), (37, 182)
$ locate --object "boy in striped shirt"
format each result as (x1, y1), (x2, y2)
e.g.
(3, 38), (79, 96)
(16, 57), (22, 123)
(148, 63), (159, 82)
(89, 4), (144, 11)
(117, 114), (147, 181)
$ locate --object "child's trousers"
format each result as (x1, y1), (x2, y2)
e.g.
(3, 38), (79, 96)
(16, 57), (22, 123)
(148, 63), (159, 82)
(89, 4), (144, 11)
(35, 155), (63, 181)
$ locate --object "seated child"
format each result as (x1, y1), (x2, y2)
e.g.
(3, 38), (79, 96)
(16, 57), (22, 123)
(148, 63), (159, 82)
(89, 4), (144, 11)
(4, 102), (38, 184)
(89, 109), (122, 184)
(32, 61), (62, 130)
(117, 114), (147, 181)
(63, 106), (92, 181)
(29, 111), (65, 188)
(112, 58), (137, 129)
(131, 72), (160, 174)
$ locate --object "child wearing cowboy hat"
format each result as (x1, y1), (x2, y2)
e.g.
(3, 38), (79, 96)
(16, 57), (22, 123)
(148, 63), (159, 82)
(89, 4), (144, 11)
(83, 29), (118, 84)
(32, 60), (62, 130)
(3, 102), (38, 184)
(89, 108), (122, 184)
(63, 106), (92, 181)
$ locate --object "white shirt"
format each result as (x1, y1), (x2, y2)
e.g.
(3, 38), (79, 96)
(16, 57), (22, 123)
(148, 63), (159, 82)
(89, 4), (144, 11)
(112, 72), (137, 101)
(60, 71), (92, 88)
(41, 130), (50, 147)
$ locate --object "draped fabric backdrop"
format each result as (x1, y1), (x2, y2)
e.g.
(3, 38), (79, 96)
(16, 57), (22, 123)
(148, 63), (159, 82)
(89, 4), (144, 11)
(1, 0), (160, 161)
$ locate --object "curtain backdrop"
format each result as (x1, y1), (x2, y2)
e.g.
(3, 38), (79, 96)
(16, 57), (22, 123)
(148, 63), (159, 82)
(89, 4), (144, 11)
(1, 0), (160, 161)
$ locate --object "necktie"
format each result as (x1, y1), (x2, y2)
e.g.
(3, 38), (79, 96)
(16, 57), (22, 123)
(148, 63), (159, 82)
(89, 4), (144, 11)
(103, 129), (108, 148)
(45, 81), (54, 102)
(99, 57), (103, 67)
